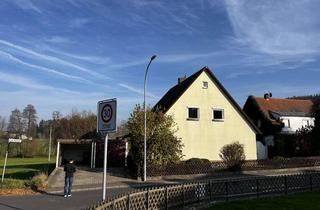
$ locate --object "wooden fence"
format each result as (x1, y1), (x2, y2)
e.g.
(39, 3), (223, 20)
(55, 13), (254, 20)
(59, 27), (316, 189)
(143, 157), (320, 177)
(86, 172), (320, 210)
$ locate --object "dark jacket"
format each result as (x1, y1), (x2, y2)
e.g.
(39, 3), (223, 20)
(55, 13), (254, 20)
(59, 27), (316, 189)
(64, 163), (76, 177)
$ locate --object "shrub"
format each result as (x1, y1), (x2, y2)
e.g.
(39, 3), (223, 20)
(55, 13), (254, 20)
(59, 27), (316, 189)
(185, 158), (211, 164)
(0, 179), (26, 189)
(28, 172), (48, 190)
(21, 140), (38, 158)
(219, 141), (245, 171)
(272, 156), (285, 161)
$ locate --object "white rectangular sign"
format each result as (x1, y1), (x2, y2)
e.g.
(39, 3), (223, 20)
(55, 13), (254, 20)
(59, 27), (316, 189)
(97, 98), (117, 133)
(8, 138), (22, 143)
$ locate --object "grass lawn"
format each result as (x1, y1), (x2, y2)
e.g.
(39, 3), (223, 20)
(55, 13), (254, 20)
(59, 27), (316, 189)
(203, 191), (320, 210)
(0, 157), (55, 180)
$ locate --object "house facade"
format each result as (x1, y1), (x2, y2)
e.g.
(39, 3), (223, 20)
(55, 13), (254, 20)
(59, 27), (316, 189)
(154, 67), (259, 161)
(243, 95), (315, 159)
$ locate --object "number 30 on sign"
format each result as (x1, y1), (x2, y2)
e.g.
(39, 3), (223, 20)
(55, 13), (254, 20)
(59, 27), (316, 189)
(97, 99), (117, 133)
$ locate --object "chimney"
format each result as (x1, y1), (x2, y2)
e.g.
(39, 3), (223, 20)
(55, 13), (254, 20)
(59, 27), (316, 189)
(264, 92), (272, 100)
(178, 75), (187, 84)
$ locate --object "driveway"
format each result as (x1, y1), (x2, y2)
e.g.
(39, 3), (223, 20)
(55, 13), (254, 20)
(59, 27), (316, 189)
(0, 187), (131, 210)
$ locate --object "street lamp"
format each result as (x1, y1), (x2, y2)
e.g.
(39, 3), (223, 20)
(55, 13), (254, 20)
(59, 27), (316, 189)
(144, 55), (156, 181)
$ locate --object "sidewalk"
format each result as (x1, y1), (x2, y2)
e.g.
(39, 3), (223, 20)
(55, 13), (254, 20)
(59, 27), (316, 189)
(46, 166), (320, 193)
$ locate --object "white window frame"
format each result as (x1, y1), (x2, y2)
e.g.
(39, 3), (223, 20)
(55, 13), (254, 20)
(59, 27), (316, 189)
(282, 119), (290, 128)
(302, 119), (309, 127)
(212, 108), (224, 121)
(187, 106), (199, 121)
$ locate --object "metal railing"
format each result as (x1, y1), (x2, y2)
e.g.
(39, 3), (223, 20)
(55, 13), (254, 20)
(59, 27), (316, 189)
(87, 172), (320, 210)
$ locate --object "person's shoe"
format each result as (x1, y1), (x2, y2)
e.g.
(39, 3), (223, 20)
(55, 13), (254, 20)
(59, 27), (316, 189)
(68, 194), (72, 197)
(64, 195), (67, 198)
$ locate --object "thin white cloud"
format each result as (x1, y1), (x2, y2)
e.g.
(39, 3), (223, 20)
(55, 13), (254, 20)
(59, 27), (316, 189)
(158, 51), (220, 63)
(118, 83), (156, 98)
(110, 51), (223, 69)
(44, 36), (74, 44)
(59, 53), (111, 65)
(0, 71), (79, 94)
(10, 0), (42, 13)
(0, 50), (91, 83)
(224, 0), (320, 56)
(45, 47), (111, 65)
(110, 60), (146, 69)
(69, 18), (89, 28)
(0, 39), (108, 79)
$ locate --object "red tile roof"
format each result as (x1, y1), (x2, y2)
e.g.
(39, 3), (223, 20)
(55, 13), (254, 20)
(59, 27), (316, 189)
(254, 97), (314, 114)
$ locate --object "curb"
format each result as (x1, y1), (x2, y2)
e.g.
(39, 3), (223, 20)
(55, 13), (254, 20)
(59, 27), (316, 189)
(45, 181), (183, 194)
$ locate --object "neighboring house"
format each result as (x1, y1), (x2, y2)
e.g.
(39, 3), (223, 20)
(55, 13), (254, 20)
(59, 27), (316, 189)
(243, 95), (315, 159)
(154, 67), (259, 161)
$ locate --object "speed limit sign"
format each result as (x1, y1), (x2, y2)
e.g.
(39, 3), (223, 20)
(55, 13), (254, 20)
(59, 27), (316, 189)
(97, 98), (117, 132)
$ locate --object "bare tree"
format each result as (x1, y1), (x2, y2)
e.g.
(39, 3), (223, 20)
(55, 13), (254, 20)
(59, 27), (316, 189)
(8, 108), (23, 135)
(22, 104), (37, 137)
(0, 115), (6, 135)
(52, 111), (62, 121)
(51, 110), (96, 139)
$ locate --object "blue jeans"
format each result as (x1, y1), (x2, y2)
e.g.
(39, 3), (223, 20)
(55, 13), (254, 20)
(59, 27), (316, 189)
(64, 176), (73, 195)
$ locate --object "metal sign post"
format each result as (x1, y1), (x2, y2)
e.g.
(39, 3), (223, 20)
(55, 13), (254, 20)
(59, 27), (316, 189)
(2, 139), (22, 182)
(48, 126), (52, 162)
(102, 133), (108, 200)
(97, 98), (117, 201)
(1, 143), (9, 182)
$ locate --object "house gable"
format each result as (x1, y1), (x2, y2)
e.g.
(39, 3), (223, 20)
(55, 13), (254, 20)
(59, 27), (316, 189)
(154, 67), (260, 134)
(154, 67), (258, 160)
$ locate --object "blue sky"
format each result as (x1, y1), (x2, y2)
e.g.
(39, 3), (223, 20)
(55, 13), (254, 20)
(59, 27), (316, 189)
(0, 0), (320, 121)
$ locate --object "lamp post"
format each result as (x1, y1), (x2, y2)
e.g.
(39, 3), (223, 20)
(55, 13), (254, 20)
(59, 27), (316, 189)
(143, 55), (156, 181)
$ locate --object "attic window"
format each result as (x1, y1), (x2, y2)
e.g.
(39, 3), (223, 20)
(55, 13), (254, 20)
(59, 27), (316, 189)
(213, 108), (224, 121)
(188, 107), (199, 120)
(202, 81), (208, 89)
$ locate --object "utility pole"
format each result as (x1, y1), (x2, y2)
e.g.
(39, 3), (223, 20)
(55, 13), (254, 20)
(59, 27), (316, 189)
(48, 125), (52, 162)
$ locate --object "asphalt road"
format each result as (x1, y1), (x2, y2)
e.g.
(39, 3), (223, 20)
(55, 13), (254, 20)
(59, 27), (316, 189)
(0, 187), (131, 210)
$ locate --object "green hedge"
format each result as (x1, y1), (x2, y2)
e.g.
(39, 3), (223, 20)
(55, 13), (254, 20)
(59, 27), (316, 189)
(0, 138), (56, 157)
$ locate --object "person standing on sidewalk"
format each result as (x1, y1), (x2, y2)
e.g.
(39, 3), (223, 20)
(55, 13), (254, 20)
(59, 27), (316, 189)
(64, 159), (76, 197)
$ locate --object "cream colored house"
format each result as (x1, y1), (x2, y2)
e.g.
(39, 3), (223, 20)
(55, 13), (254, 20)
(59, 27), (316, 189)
(154, 67), (259, 160)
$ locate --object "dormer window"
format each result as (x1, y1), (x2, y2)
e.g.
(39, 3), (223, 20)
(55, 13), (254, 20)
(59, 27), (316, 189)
(202, 81), (208, 89)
